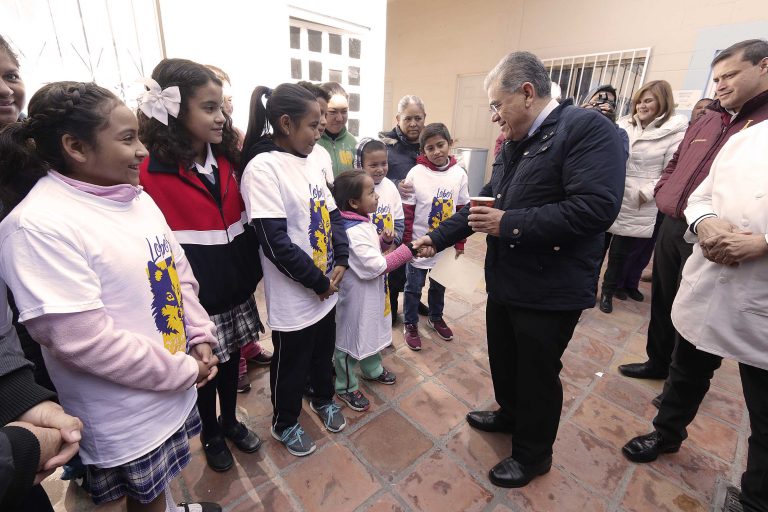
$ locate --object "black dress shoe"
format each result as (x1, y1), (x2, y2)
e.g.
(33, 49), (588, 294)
(488, 456), (552, 488)
(614, 289), (628, 300)
(622, 431), (680, 463)
(202, 435), (234, 472)
(625, 288), (644, 302)
(219, 417), (262, 453)
(466, 410), (515, 433)
(418, 302), (430, 316)
(618, 361), (668, 379)
(599, 293), (613, 313)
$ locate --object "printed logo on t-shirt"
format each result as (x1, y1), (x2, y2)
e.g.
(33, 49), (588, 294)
(146, 235), (187, 354)
(428, 189), (454, 232)
(372, 204), (393, 234)
(309, 184), (334, 274)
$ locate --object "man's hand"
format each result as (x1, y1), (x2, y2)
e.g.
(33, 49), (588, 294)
(468, 206), (504, 236)
(190, 343), (219, 387)
(17, 401), (82, 472)
(6, 420), (62, 483)
(412, 236), (436, 258)
(697, 217), (738, 242)
(455, 248), (464, 259)
(701, 232), (768, 266)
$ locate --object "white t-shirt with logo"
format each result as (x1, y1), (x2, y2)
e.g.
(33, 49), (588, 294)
(241, 150), (338, 331)
(0, 175), (197, 467)
(371, 177), (404, 235)
(403, 163), (469, 269)
(308, 144), (334, 185)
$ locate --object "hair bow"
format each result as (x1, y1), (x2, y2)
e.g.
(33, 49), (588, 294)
(138, 78), (181, 125)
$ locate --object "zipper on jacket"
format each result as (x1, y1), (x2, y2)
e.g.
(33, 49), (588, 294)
(179, 171), (232, 243)
(674, 124), (727, 217)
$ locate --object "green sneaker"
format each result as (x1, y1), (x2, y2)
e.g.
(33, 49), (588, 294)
(271, 423), (316, 457)
(310, 400), (346, 432)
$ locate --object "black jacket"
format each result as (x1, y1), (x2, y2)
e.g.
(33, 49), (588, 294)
(428, 101), (625, 310)
(378, 127), (420, 185)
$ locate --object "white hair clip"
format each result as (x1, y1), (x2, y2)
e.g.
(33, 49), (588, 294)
(138, 78), (181, 125)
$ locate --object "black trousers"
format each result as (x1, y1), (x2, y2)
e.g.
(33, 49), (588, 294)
(486, 299), (581, 465)
(601, 234), (638, 295)
(270, 309), (336, 433)
(653, 338), (768, 511)
(646, 215), (692, 368)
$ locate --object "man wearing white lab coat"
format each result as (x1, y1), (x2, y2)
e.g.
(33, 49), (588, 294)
(669, 120), (768, 512)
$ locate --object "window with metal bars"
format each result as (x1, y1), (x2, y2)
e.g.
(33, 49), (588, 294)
(543, 48), (651, 117)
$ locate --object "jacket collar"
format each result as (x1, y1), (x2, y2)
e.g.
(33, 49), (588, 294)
(709, 88), (768, 121)
(145, 152), (232, 184)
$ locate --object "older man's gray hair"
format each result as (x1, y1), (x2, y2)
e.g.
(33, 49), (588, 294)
(484, 51), (551, 98)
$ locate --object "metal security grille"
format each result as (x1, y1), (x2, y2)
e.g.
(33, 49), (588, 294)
(543, 48), (651, 117)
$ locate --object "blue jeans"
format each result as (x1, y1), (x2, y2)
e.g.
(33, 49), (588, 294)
(403, 263), (445, 325)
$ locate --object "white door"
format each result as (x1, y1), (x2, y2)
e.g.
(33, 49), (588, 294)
(453, 74), (497, 183)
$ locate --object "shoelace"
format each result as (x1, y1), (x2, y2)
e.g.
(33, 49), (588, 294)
(319, 402), (342, 425)
(280, 424), (306, 446)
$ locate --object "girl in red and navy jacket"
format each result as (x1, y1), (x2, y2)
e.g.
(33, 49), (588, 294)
(138, 58), (264, 473)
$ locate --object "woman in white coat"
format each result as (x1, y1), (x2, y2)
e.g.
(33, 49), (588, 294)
(671, 119), (768, 512)
(599, 80), (688, 313)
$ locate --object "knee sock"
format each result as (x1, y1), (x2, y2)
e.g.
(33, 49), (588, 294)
(217, 348), (241, 430)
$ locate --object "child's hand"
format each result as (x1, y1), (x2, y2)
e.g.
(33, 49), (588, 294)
(418, 246), (436, 258)
(381, 228), (395, 244)
(329, 265), (346, 288)
(191, 343), (219, 387)
(317, 285), (336, 301)
(455, 248), (464, 259)
(195, 360), (214, 388)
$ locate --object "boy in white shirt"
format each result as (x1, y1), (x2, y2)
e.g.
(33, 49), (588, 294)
(401, 123), (469, 350)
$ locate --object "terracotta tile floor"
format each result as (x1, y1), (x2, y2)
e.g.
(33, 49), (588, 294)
(45, 234), (748, 511)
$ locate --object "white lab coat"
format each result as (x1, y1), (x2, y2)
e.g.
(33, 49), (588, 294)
(671, 120), (768, 370)
(335, 221), (392, 360)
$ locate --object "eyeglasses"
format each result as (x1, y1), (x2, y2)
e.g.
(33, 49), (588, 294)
(489, 102), (502, 115)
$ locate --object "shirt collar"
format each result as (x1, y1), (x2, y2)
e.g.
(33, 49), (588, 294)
(528, 98), (560, 137)
(192, 144), (217, 175)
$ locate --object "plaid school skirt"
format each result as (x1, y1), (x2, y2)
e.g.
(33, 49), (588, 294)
(83, 407), (201, 505)
(209, 295), (264, 364)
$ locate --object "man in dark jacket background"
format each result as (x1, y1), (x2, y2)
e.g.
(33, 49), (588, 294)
(416, 51), (625, 488)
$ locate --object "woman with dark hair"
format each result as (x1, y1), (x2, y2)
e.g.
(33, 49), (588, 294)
(138, 58), (264, 472)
